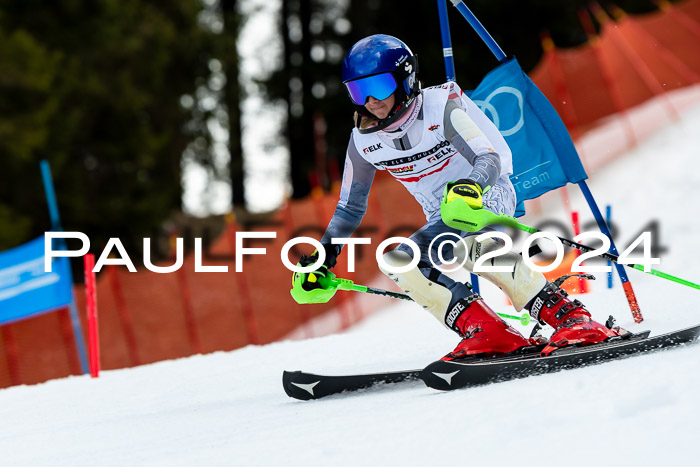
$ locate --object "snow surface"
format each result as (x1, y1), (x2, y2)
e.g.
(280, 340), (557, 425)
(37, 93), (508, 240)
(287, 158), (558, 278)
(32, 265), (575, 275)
(3, 104), (700, 466)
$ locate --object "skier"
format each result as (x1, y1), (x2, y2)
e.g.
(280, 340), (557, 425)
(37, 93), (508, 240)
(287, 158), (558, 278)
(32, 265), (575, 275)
(293, 34), (625, 359)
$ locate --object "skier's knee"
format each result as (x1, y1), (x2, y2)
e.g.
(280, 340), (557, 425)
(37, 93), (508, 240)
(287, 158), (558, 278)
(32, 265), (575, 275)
(379, 250), (454, 326)
(454, 236), (546, 311)
(379, 249), (417, 274)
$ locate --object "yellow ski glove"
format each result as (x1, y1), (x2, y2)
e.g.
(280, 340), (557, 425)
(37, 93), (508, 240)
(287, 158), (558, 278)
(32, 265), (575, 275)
(444, 179), (486, 209)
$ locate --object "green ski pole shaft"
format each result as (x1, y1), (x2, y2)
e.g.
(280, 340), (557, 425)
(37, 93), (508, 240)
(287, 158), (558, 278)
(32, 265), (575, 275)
(497, 312), (531, 326)
(351, 283), (414, 301)
(334, 278), (530, 325)
(548, 232), (700, 291)
(630, 264), (700, 290)
(451, 205), (700, 291)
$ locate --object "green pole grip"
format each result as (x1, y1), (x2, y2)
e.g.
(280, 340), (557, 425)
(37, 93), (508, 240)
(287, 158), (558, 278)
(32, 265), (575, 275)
(330, 277), (356, 291)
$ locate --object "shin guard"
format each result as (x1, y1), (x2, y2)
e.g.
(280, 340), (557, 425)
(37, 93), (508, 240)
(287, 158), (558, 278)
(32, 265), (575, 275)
(453, 235), (547, 311)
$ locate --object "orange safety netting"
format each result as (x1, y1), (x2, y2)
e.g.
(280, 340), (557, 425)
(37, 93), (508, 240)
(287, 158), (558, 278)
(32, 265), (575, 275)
(530, 0), (700, 138)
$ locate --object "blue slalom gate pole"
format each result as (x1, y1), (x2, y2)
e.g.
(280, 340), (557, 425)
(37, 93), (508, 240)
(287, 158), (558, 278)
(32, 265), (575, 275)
(449, 0), (507, 62)
(445, 0), (643, 321)
(40, 160), (63, 231)
(579, 181), (643, 321)
(437, 0), (457, 82)
(40, 160), (90, 374)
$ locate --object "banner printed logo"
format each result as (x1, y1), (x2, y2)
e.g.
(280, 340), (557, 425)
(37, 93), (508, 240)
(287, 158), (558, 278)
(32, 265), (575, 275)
(472, 86), (524, 137)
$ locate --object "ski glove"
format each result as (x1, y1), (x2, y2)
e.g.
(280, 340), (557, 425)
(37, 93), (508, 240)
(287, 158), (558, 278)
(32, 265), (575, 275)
(297, 243), (340, 291)
(291, 248), (340, 304)
(444, 179), (486, 209)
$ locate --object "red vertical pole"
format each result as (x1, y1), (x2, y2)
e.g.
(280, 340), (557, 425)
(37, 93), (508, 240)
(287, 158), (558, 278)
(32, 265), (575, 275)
(84, 254), (100, 378)
(570, 212), (589, 294)
(1, 325), (21, 386)
(107, 266), (141, 366)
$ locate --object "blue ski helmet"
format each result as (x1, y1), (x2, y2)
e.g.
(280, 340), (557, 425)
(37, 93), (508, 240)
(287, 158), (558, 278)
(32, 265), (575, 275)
(342, 34), (420, 133)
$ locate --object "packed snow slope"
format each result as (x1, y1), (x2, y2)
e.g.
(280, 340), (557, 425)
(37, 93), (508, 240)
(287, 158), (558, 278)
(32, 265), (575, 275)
(2, 104), (700, 467)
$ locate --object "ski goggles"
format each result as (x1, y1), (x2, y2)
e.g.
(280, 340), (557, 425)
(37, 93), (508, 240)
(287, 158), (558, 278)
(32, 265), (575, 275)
(344, 72), (397, 105)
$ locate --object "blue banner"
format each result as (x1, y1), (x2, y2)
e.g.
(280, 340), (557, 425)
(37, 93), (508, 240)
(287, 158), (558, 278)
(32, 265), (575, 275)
(468, 58), (587, 216)
(0, 236), (73, 325)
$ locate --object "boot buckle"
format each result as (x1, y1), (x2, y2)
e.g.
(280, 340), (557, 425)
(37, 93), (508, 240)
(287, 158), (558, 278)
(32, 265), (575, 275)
(554, 298), (585, 321)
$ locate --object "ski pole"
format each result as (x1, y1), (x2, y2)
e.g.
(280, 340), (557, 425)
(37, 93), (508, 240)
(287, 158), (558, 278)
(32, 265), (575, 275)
(448, 0), (507, 62)
(499, 312), (531, 326)
(330, 277), (531, 326)
(442, 203), (700, 291)
(331, 276), (414, 301)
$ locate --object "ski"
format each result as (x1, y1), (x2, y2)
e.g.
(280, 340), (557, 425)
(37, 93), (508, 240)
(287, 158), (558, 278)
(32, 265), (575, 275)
(421, 324), (700, 391)
(283, 369), (422, 400)
(283, 325), (700, 400)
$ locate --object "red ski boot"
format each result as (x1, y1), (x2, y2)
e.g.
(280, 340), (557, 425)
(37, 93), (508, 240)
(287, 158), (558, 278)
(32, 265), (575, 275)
(442, 295), (533, 361)
(528, 281), (627, 356)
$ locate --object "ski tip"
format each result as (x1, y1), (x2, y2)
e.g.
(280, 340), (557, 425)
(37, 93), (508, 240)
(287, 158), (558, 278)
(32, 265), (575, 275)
(420, 361), (461, 391)
(282, 371), (309, 400)
(282, 370), (319, 401)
